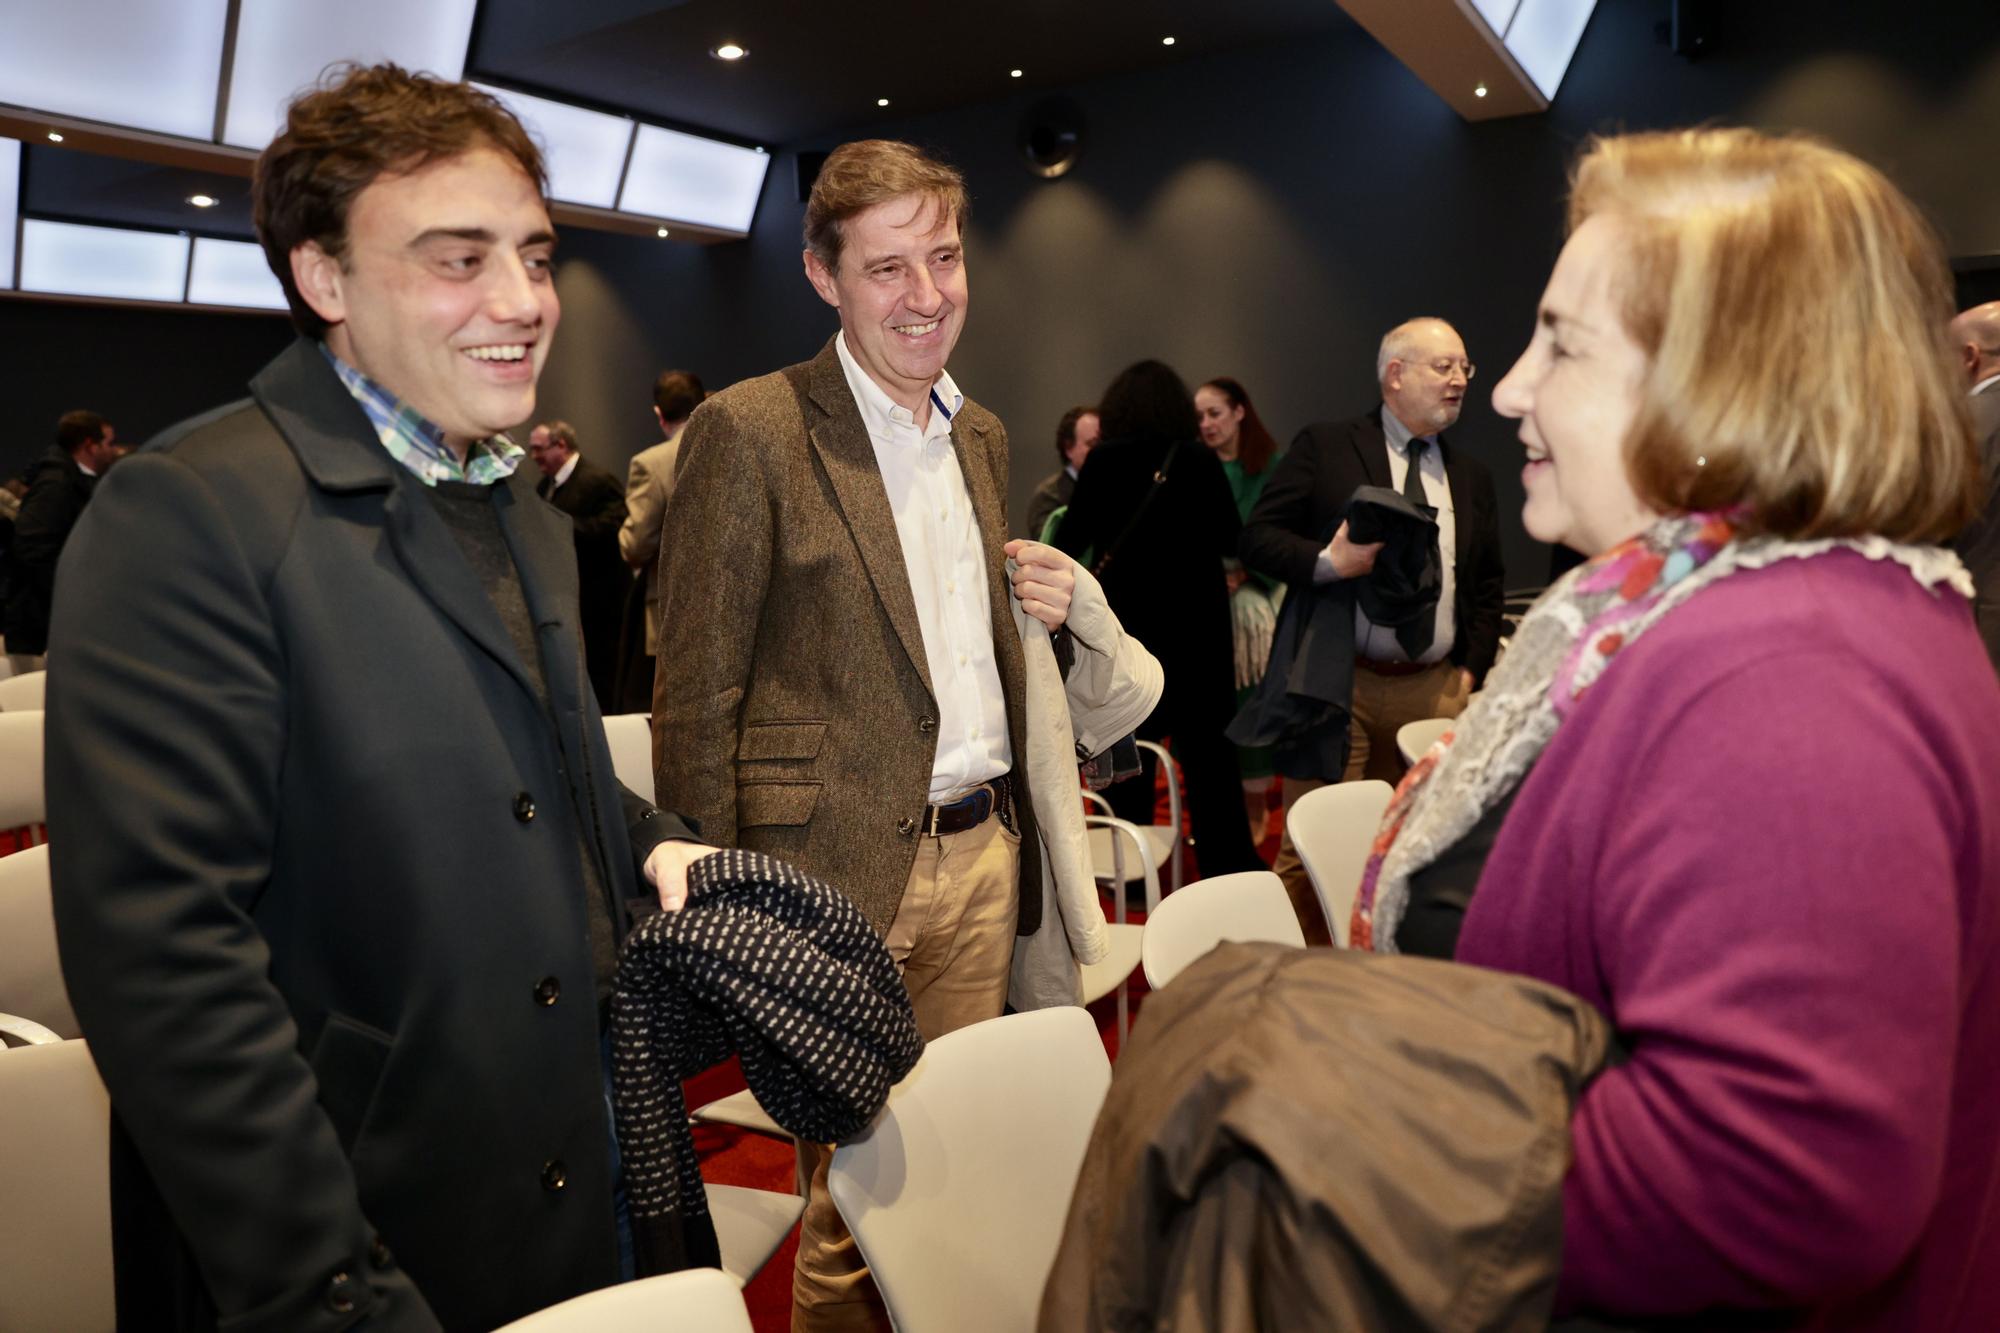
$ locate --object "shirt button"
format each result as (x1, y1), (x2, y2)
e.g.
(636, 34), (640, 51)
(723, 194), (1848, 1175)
(541, 1160), (567, 1192)
(533, 976), (561, 1006)
(324, 1271), (358, 1314)
(513, 792), (536, 823)
(946, 581), (956, 594)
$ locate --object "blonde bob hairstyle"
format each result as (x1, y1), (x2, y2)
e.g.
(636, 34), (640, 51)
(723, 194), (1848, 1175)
(1571, 128), (1977, 542)
(803, 139), (969, 273)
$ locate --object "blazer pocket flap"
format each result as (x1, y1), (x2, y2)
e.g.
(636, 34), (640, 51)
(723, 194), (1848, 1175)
(738, 721), (828, 762)
(310, 1013), (394, 1156)
(738, 781), (822, 828)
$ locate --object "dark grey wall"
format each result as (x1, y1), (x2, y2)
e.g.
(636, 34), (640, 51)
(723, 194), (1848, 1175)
(532, 0), (2000, 584)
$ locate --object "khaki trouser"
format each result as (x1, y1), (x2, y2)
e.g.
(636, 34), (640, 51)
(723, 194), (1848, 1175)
(1272, 660), (1469, 946)
(791, 808), (1021, 1332)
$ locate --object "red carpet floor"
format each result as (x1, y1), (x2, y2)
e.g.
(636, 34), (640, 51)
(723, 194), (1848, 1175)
(698, 765), (1285, 1330)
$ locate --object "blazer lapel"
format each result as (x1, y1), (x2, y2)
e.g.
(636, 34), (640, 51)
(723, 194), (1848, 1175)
(1355, 409), (1394, 490)
(251, 338), (543, 705)
(803, 342), (935, 699)
(951, 410), (1022, 680)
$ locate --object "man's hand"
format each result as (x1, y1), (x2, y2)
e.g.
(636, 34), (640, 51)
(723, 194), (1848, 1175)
(1004, 539), (1074, 631)
(642, 840), (719, 913)
(1326, 521), (1384, 580)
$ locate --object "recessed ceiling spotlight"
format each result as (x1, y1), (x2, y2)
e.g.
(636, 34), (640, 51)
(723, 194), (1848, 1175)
(188, 194), (218, 208)
(46, 131), (63, 142)
(1010, 69), (1023, 78)
(754, 145), (766, 154)
(710, 43), (747, 61)
(1162, 36), (1176, 46)
(877, 97), (890, 107)
(656, 227), (670, 238)
(1474, 82), (1489, 98)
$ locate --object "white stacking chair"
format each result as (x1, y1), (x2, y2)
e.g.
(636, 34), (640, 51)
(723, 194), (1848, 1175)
(1079, 789), (1153, 1049)
(0, 846), (78, 1038)
(1396, 716), (1455, 768)
(705, 1182), (804, 1286)
(1285, 780), (1394, 948)
(1085, 739), (1183, 896)
(494, 1265), (752, 1332)
(0, 670), (46, 712)
(1140, 870), (1303, 991)
(0, 709), (45, 841)
(601, 712), (654, 795)
(828, 1008), (1112, 1333)
(0, 1036), (115, 1332)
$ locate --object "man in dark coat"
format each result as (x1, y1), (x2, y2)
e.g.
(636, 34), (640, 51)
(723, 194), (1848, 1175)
(3, 408), (116, 660)
(45, 65), (711, 1333)
(529, 420), (630, 710)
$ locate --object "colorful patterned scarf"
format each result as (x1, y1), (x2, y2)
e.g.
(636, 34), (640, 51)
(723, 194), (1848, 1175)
(1351, 511), (1972, 952)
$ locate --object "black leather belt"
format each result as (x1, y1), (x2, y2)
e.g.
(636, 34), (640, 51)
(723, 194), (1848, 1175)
(922, 774), (1013, 837)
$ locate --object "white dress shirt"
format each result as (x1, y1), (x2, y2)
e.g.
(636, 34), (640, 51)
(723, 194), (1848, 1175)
(1311, 407), (1457, 663)
(834, 331), (1012, 800)
(549, 450), (579, 490)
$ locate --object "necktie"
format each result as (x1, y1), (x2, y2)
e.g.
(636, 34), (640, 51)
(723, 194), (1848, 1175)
(1403, 437), (1431, 510)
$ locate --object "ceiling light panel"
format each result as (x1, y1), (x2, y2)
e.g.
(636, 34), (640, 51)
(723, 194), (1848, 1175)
(187, 237), (287, 310)
(1467, 0), (1522, 34)
(222, 0), (479, 149)
(20, 219), (190, 302)
(473, 83), (633, 210)
(0, 139), (18, 288)
(618, 125), (769, 235)
(1504, 0), (1597, 99)
(0, 0), (229, 140)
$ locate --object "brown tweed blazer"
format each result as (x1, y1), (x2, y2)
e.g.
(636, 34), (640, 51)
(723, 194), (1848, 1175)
(653, 336), (1041, 938)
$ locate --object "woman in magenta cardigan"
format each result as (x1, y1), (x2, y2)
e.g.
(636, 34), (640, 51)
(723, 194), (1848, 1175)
(1352, 129), (2000, 1329)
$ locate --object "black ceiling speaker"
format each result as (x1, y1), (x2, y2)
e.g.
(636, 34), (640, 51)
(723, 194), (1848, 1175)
(1018, 98), (1085, 180)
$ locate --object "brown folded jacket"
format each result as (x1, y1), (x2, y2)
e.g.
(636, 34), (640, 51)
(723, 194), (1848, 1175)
(1040, 942), (1613, 1333)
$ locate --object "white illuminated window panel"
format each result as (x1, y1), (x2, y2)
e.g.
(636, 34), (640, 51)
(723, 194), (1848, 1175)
(222, 0), (480, 150)
(1468, 0), (1522, 35)
(0, 0), (229, 140)
(618, 126), (769, 235)
(0, 139), (18, 289)
(472, 84), (634, 210)
(1505, 0), (1598, 100)
(21, 220), (191, 303)
(188, 238), (287, 310)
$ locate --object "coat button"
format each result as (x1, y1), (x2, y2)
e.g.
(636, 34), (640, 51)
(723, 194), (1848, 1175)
(918, 717), (935, 733)
(370, 1236), (394, 1270)
(533, 976), (561, 1006)
(541, 1159), (567, 1191)
(514, 792), (536, 823)
(896, 817), (916, 837)
(324, 1271), (358, 1314)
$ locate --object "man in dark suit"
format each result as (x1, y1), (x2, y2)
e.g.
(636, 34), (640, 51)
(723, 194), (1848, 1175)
(1948, 301), (2000, 669)
(654, 138), (1074, 1332)
(1241, 317), (1504, 940)
(1022, 404), (1098, 540)
(529, 419), (629, 709)
(45, 66), (709, 1333)
(3, 408), (115, 664)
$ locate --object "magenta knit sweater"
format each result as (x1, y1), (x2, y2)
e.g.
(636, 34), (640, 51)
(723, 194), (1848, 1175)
(1455, 550), (2000, 1331)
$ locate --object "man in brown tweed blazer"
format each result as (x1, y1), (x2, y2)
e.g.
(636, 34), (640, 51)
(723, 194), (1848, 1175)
(654, 139), (1076, 1331)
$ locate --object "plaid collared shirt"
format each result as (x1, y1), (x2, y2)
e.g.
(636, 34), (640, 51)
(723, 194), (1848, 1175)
(322, 344), (525, 487)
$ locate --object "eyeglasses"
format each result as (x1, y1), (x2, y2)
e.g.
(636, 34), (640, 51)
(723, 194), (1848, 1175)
(1425, 358), (1476, 381)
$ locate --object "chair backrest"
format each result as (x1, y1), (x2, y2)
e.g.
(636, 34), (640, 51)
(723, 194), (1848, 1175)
(494, 1266), (752, 1333)
(0, 709), (44, 829)
(601, 713), (653, 795)
(1396, 716), (1455, 768)
(1140, 870), (1304, 990)
(0, 846), (78, 1038)
(829, 1007), (1112, 1333)
(0, 1037), (114, 1332)
(0, 671), (46, 712)
(1285, 780), (1393, 948)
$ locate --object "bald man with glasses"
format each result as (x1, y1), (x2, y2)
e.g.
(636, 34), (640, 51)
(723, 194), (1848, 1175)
(1239, 317), (1504, 943)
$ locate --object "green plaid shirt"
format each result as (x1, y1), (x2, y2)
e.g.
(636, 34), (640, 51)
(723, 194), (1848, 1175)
(322, 345), (525, 487)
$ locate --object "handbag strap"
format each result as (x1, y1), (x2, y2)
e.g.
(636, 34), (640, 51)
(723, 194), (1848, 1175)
(1091, 441), (1179, 578)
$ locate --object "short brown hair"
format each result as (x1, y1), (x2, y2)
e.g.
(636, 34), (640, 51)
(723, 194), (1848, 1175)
(253, 63), (547, 339)
(57, 410), (110, 453)
(803, 140), (969, 271)
(1570, 128), (1975, 542)
(1054, 405), (1096, 464)
(537, 420), (579, 451)
(654, 370), (707, 423)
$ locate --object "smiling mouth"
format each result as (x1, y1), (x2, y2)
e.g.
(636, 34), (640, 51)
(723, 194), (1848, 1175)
(893, 319), (941, 339)
(464, 344), (530, 362)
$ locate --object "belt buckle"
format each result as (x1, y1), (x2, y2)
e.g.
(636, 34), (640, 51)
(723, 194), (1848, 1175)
(922, 802), (943, 838)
